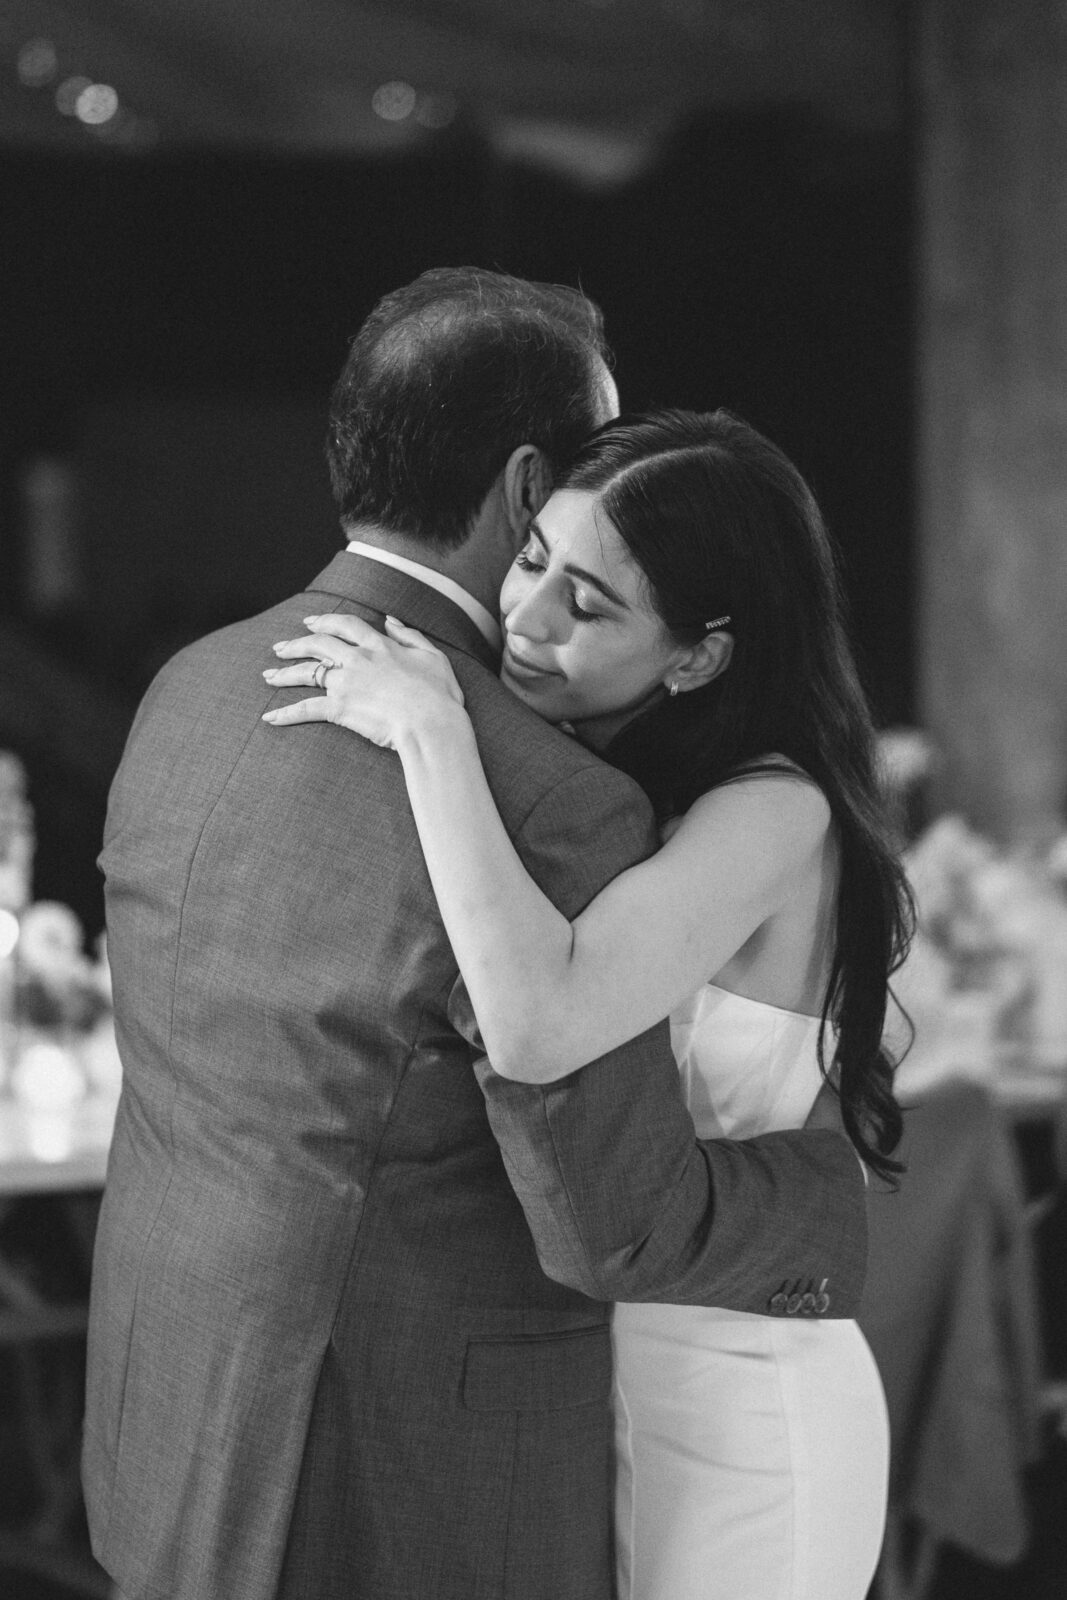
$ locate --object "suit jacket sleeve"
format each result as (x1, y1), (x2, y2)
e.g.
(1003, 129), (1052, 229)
(449, 760), (868, 1318)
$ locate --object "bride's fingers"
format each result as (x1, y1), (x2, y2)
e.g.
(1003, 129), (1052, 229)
(383, 616), (440, 653)
(302, 612), (379, 647)
(261, 696), (331, 726)
(272, 631), (356, 662)
(262, 661), (326, 688)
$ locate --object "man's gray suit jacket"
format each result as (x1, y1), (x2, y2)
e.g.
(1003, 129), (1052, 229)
(83, 551), (866, 1600)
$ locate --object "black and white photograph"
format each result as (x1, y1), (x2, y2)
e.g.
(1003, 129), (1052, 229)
(0, 4), (1065, 1598)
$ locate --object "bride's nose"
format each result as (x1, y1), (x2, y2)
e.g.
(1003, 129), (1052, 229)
(505, 582), (557, 645)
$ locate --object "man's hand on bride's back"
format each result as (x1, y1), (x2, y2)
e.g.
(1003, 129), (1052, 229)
(803, 1077), (870, 1186)
(261, 612), (464, 749)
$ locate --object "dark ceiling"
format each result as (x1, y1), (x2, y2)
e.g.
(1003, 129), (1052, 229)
(1, 0), (904, 182)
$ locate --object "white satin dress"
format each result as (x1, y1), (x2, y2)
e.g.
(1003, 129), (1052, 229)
(612, 984), (889, 1600)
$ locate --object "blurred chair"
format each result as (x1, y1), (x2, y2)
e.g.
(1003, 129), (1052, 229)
(859, 1081), (1045, 1600)
(1027, 1088), (1067, 1441)
(0, 1182), (110, 1598)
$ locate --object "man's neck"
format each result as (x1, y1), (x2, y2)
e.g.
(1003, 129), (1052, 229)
(342, 520), (503, 616)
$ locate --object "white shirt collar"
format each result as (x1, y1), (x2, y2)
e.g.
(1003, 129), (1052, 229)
(345, 540), (502, 652)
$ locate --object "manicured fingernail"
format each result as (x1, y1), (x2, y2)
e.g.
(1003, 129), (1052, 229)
(262, 668), (277, 679)
(303, 615), (319, 625)
(385, 614), (399, 625)
(261, 711), (279, 722)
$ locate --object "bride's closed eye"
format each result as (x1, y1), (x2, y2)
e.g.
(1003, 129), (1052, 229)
(513, 549), (603, 623)
(513, 548), (543, 574)
(565, 591), (603, 623)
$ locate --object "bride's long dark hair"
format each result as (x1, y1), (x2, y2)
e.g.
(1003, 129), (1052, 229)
(558, 409), (913, 1181)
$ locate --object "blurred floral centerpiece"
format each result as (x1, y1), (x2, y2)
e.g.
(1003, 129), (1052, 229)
(0, 749), (34, 912)
(0, 750), (121, 1110)
(13, 900), (122, 1109)
(894, 812), (1067, 1093)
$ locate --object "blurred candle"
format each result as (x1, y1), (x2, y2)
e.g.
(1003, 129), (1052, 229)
(11, 1038), (85, 1111)
(26, 1111), (76, 1165)
(0, 907), (17, 1090)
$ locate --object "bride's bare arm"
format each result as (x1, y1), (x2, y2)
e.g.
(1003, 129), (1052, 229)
(265, 613), (831, 1081)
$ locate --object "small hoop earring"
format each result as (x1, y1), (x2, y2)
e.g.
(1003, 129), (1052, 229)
(667, 681), (679, 698)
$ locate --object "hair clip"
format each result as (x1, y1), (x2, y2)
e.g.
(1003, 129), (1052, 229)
(705, 614), (732, 631)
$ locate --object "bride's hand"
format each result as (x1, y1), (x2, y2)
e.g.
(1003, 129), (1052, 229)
(261, 612), (464, 749)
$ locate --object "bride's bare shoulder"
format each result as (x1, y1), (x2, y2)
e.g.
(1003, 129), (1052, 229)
(665, 763), (832, 859)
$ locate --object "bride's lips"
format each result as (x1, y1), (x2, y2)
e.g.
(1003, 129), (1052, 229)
(501, 646), (562, 684)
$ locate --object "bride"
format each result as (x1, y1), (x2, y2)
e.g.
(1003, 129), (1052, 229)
(264, 408), (912, 1600)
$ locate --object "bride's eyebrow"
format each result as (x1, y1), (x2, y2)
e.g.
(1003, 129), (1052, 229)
(528, 519), (629, 610)
(528, 519), (555, 557)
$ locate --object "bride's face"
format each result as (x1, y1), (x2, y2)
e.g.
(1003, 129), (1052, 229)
(499, 488), (684, 745)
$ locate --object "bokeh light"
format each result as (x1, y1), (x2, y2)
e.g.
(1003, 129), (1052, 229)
(372, 81), (417, 122)
(75, 83), (120, 126)
(17, 37), (58, 87)
(55, 74), (92, 116)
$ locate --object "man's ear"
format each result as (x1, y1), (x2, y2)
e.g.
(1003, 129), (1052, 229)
(669, 629), (734, 695)
(501, 445), (552, 540)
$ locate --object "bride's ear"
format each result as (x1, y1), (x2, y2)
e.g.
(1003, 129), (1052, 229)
(667, 630), (734, 695)
(502, 445), (552, 539)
